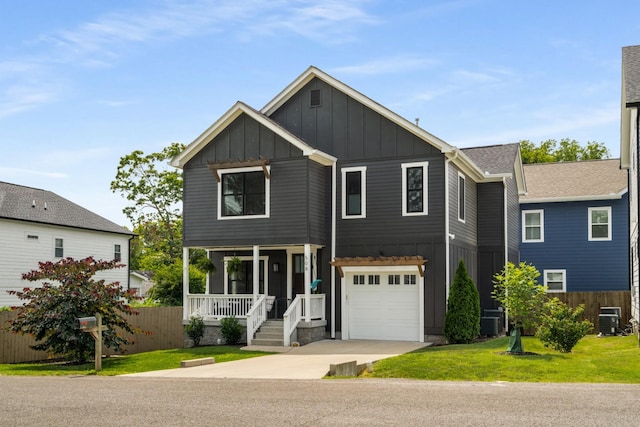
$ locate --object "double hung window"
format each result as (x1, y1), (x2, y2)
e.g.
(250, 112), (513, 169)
(589, 207), (611, 241)
(522, 210), (544, 242)
(342, 166), (366, 218)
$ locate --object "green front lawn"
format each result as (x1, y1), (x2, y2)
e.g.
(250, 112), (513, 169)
(0, 346), (272, 376)
(364, 335), (640, 383)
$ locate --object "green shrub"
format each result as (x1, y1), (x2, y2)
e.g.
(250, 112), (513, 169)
(536, 298), (593, 353)
(220, 316), (243, 345)
(185, 315), (205, 346)
(443, 260), (481, 344)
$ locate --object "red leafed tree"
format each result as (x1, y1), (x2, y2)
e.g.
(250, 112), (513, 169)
(6, 257), (143, 363)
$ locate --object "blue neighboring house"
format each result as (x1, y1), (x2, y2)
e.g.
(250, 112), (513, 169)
(520, 159), (629, 293)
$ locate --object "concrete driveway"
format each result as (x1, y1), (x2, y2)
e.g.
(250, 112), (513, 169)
(124, 340), (429, 379)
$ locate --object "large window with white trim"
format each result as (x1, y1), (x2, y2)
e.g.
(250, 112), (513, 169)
(588, 207), (611, 241)
(522, 210), (544, 242)
(218, 166), (270, 219)
(401, 161), (428, 216)
(342, 166), (366, 219)
(544, 269), (566, 292)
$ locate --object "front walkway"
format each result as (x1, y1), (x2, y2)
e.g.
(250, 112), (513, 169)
(123, 340), (430, 380)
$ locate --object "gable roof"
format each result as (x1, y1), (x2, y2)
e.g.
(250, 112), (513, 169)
(170, 101), (336, 169)
(461, 143), (526, 194)
(620, 45), (640, 169)
(0, 181), (133, 235)
(520, 159), (627, 203)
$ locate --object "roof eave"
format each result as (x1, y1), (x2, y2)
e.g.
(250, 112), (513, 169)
(520, 189), (628, 204)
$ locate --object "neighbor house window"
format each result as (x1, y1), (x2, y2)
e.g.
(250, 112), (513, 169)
(218, 166), (270, 219)
(342, 166), (366, 218)
(589, 207), (611, 241)
(114, 244), (121, 261)
(458, 173), (466, 222)
(401, 161), (428, 216)
(544, 270), (566, 292)
(522, 210), (544, 242)
(54, 238), (64, 258)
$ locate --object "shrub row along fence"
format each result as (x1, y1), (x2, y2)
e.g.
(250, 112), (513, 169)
(0, 306), (185, 364)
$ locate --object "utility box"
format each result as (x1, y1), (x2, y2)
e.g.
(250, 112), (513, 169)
(480, 317), (499, 337)
(598, 314), (619, 335)
(76, 316), (97, 331)
(600, 306), (622, 318)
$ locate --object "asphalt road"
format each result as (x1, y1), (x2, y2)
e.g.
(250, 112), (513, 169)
(2, 376), (639, 426)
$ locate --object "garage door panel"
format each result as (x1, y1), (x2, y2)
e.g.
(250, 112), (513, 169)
(348, 273), (420, 341)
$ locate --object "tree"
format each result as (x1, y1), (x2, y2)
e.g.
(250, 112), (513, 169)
(443, 260), (481, 344)
(6, 257), (142, 363)
(147, 259), (206, 306)
(536, 298), (593, 353)
(492, 262), (547, 353)
(110, 143), (185, 261)
(519, 138), (610, 164)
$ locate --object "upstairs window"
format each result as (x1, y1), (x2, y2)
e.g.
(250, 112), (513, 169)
(458, 173), (466, 222)
(54, 238), (64, 258)
(218, 167), (270, 219)
(589, 207), (611, 241)
(342, 166), (367, 219)
(401, 161), (428, 216)
(114, 244), (121, 262)
(522, 210), (544, 242)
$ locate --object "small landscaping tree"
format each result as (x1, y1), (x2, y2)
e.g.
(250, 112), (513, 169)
(492, 261), (547, 353)
(536, 298), (593, 353)
(185, 315), (205, 346)
(444, 260), (481, 344)
(220, 316), (243, 345)
(6, 257), (142, 363)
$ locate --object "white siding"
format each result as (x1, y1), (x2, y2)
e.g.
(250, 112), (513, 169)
(0, 219), (130, 307)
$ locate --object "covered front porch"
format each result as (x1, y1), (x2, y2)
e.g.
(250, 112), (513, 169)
(182, 244), (328, 346)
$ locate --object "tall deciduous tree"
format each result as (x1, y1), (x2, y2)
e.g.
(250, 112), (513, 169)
(110, 142), (185, 261)
(520, 138), (610, 164)
(7, 257), (142, 363)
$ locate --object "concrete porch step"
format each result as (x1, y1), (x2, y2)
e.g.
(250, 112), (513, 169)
(250, 338), (285, 346)
(253, 320), (285, 346)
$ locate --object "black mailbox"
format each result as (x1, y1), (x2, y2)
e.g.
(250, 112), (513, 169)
(76, 316), (97, 331)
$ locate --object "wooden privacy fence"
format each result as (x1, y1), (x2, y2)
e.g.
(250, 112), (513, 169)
(553, 291), (631, 330)
(0, 306), (185, 364)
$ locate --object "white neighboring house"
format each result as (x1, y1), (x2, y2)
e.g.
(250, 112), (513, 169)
(0, 181), (134, 307)
(129, 270), (154, 298)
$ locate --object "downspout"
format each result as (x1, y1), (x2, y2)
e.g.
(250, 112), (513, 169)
(331, 160), (337, 339)
(503, 176), (509, 330)
(444, 149), (458, 304)
(182, 247), (189, 321)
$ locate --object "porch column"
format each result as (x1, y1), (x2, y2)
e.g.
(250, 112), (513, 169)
(286, 250), (293, 302)
(182, 247), (189, 321)
(304, 243), (311, 322)
(253, 245), (259, 300)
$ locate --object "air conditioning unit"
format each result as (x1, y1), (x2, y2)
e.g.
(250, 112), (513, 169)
(483, 309), (505, 333)
(599, 314), (619, 335)
(600, 306), (622, 318)
(480, 317), (499, 337)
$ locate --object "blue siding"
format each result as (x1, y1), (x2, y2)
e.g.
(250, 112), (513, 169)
(520, 194), (629, 292)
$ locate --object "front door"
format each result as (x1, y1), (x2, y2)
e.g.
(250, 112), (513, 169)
(292, 254), (305, 295)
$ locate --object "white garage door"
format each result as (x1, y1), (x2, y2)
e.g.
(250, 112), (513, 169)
(348, 272), (420, 341)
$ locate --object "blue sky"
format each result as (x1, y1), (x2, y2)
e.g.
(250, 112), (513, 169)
(1, 0), (638, 228)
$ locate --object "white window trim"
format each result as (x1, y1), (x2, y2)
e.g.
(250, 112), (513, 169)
(401, 161), (429, 216)
(458, 172), (466, 223)
(341, 166), (367, 219)
(544, 269), (566, 293)
(217, 166), (270, 220)
(588, 206), (612, 241)
(522, 209), (544, 243)
(54, 237), (64, 258)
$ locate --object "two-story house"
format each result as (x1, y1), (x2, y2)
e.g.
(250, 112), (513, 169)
(519, 160), (629, 295)
(171, 66), (525, 344)
(621, 45), (640, 323)
(0, 182), (134, 307)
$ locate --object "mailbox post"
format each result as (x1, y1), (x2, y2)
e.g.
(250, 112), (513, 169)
(76, 314), (105, 371)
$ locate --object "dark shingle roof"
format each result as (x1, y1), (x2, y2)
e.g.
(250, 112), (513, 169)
(623, 45), (640, 106)
(520, 159), (627, 202)
(461, 143), (521, 174)
(0, 181), (132, 235)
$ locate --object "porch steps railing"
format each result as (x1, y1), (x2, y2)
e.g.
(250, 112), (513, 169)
(251, 320), (285, 346)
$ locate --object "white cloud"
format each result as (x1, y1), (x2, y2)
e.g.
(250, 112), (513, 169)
(332, 55), (439, 75)
(0, 167), (68, 180)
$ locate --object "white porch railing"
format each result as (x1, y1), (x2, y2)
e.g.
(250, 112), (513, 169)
(283, 294), (326, 346)
(282, 295), (302, 347)
(186, 294), (255, 319)
(245, 294), (267, 346)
